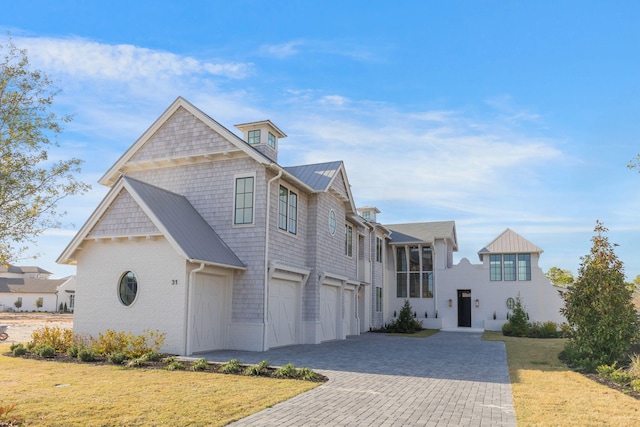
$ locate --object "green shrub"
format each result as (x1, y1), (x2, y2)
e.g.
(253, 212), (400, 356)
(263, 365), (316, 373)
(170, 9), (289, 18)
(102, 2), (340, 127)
(631, 379), (640, 392)
(610, 369), (635, 385)
(12, 344), (27, 357)
(140, 351), (162, 362)
(77, 348), (96, 362)
(541, 321), (559, 338)
(298, 367), (319, 381)
(386, 300), (423, 333)
(191, 358), (209, 372)
(128, 330), (166, 358)
(274, 363), (298, 379)
(108, 351), (127, 365)
(596, 362), (617, 377)
(220, 359), (242, 374)
(501, 322), (513, 336)
(34, 344), (55, 358)
(92, 329), (132, 356)
(245, 360), (269, 376)
(165, 360), (185, 371)
(559, 323), (573, 338)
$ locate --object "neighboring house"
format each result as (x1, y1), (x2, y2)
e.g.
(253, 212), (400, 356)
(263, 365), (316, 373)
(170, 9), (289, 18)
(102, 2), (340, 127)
(0, 265), (70, 312)
(57, 97), (565, 355)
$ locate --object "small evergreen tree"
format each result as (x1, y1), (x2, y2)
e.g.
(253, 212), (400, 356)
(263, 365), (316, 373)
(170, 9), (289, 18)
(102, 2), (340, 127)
(502, 293), (529, 336)
(387, 300), (423, 333)
(14, 298), (22, 310)
(561, 221), (640, 370)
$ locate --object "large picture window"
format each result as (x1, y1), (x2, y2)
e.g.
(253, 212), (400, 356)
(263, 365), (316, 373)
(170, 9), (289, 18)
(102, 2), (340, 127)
(234, 176), (254, 225)
(278, 185), (297, 234)
(490, 253), (532, 281)
(396, 246), (433, 298)
(119, 271), (138, 306)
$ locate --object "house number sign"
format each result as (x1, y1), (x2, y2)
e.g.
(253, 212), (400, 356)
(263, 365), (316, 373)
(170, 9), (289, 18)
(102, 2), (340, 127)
(171, 280), (178, 285)
(506, 297), (515, 309)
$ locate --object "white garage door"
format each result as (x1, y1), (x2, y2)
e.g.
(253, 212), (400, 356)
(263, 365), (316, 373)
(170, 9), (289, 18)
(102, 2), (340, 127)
(191, 274), (228, 353)
(320, 284), (339, 341)
(268, 280), (299, 348)
(343, 289), (354, 337)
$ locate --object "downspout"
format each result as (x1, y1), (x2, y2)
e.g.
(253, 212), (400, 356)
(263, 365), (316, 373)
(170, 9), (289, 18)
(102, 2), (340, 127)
(185, 262), (206, 356)
(262, 167), (283, 351)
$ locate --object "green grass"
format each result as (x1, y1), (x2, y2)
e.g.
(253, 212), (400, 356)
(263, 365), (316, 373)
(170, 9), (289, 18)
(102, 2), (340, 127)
(483, 331), (640, 426)
(0, 344), (318, 427)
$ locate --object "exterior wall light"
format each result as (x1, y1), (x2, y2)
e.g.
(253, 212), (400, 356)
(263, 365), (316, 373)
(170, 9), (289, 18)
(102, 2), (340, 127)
(475, 299), (480, 308)
(448, 299), (452, 307)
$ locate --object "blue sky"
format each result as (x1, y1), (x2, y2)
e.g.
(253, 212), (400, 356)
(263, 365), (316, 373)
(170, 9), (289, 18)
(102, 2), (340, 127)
(3, 1), (640, 280)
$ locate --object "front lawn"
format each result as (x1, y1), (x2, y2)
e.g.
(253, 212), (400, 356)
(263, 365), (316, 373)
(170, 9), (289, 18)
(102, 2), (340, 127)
(483, 332), (640, 426)
(0, 344), (319, 426)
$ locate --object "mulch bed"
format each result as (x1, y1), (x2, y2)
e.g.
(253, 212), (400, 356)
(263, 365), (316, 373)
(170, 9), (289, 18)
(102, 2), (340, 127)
(3, 351), (328, 383)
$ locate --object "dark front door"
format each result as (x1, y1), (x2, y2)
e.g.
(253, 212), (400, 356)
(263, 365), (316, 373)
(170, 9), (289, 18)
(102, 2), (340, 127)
(457, 290), (471, 327)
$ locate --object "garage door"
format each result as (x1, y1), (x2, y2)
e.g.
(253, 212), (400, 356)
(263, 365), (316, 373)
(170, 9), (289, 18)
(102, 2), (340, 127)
(191, 274), (228, 353)
(343, 289), (354, 336)
(320, 284), (339, 341)
(268, 280), (299, 348)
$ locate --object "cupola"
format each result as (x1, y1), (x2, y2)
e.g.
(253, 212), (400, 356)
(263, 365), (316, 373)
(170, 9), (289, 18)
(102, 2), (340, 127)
(357, 206), (381, 222)
(235, 120), (287, 163)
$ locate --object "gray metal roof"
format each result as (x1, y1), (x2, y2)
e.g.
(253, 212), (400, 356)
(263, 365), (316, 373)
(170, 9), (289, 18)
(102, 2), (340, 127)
(124, 176), (245, 269)
(478, 228), (543, 255)
(0, 277), (65, 294)
(386, 221), (457, 249)
(284, 161), (343, 191)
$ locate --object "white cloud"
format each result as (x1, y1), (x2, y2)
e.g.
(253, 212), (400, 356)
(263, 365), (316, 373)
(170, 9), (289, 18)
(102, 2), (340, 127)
(15, 36), (252, 81)
(259, 41), (304, 59)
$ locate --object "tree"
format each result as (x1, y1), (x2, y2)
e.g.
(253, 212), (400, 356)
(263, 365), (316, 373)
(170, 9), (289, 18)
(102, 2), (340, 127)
(0, 37), (90, 264)
(561, 221), (640, 370)
(387, 300), (423, 333)
(502, 293), (529, 336)
(545, 266), (574, 288)
(13, 298), (22, 311)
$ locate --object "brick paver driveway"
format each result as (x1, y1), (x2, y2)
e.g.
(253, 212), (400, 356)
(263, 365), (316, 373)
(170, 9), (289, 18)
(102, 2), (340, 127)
(199, 331), (516, 426)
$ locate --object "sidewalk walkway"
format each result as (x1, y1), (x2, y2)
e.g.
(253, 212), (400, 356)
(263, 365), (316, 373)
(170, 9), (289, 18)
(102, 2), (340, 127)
(199, 331), (516, 426)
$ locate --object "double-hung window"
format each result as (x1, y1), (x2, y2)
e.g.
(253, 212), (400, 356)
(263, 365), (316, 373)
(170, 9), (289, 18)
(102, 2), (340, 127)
(278, 185), (297, 234)
(268, 132), (276, 148)
(234, 176), (254, 225)
(376, 237), (383, 263)
(345, 225), (353, 256)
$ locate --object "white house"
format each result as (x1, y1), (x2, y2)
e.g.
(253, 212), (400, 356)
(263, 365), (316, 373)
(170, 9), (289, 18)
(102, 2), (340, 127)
(0, 265), (69, 312)
(57, 97), (565, 355)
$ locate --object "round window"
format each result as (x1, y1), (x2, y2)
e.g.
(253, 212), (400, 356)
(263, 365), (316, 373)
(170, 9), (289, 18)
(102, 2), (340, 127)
(329, 210), (336, 235)
(506, 297), (515, 310)
(118, 271), (138, 306)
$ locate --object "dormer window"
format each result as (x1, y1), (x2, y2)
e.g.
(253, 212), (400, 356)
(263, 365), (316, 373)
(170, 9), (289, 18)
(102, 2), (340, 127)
(268, 132), (276, 148)
(248, 130), (261, 145)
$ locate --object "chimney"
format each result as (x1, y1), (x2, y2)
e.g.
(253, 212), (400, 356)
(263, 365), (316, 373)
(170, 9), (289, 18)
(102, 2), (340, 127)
(235, 120), (287, 163)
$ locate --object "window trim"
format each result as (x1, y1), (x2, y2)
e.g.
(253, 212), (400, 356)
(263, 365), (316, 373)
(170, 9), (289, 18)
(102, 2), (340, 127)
(118, 270), (139, 307)
(328, 210), (337, 235)
(518, 254), (531, 281)
(345, 224), (353, 257)
(376, 237), (383, 263)
(233, 174), (256, 226)
(396, 245), (433, 298)
(278, 184), (297, 235)
(490, 254), (502, 281)
(248, 129), (260, 145)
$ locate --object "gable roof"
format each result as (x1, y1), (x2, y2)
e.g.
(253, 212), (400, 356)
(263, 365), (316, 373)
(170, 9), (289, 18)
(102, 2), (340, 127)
(58, 176), (245, 270)
(284, 160), (359, 219)
(386, 221), (458, 250)
(478, 228), (543, 256)
(0, 277), (65, 294)
(99, 97), (274, 186)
